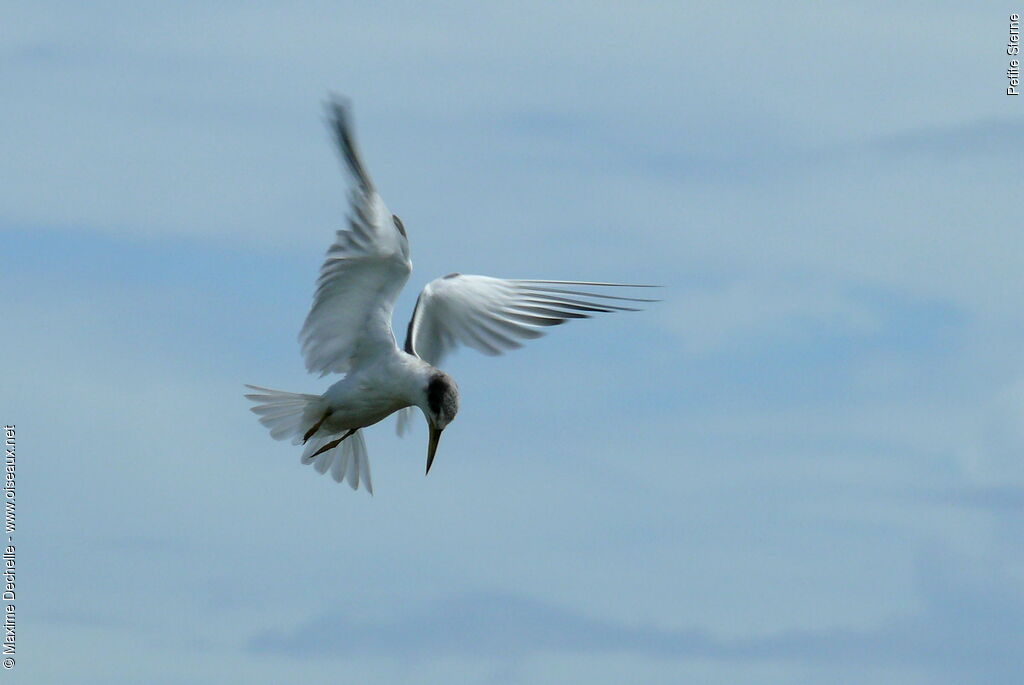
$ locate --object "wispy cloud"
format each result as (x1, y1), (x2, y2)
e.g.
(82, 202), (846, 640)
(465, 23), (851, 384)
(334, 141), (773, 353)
(251, 583), (1024, 682)
(921, 486), (1024, 512)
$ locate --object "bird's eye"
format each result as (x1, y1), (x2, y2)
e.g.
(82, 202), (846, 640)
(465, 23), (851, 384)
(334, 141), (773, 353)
(392, 214), (407, 237)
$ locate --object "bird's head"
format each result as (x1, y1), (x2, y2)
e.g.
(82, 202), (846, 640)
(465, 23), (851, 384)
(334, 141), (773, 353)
(420, 371), (459, 475)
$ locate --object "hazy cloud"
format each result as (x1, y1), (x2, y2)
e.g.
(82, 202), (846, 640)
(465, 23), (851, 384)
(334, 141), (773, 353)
(252, 580), (1023, 682)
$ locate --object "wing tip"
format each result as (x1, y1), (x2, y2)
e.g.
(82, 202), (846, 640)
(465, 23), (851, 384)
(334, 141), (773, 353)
(325, 91), (352, 111)
(514, 281), (663, 303)
(513, 279), (663, 288)
(323, 93), (374, 192)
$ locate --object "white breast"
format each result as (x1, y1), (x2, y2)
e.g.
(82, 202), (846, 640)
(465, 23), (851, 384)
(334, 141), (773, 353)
(322, 350), (427, 431)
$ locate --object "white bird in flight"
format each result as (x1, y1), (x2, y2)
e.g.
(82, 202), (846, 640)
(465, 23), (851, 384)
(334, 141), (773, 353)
(246, 98), (656, 493)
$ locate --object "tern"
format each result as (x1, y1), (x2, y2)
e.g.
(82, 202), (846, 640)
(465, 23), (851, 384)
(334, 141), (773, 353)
(246, 98), (656, 493)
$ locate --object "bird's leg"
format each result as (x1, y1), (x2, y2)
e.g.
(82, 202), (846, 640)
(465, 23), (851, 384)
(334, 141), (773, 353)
(302, 411), (332, 444)
(307, 429), (357, 460)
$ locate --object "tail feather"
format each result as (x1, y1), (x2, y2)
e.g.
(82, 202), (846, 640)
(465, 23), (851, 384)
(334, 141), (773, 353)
(314, 448), (335, 475)
(246, 384), (373, 494)
(347, 430), (372, 493)
(301, 431), (335, 461)
(395, 407), (415, 437)
(304, 428), (372, 494)
(244, 385), (324, 444)
(330, 447), (349, 481)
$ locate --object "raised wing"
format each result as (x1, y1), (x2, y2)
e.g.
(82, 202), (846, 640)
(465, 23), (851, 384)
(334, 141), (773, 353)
(403, 275), (657, 367)
(299, 99), (412, 376)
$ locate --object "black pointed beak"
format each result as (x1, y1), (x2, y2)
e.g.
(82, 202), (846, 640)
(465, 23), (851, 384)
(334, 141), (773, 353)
(426, 426), (443, 475)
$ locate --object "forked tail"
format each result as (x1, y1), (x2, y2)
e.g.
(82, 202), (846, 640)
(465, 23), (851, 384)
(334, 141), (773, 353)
(244, 385), (373, 493)
(244, 385), (326, 444)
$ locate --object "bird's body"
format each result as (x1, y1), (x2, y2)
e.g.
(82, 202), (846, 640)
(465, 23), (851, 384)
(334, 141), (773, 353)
(320, 350), (431, 432)
(247, 97), (654, 493)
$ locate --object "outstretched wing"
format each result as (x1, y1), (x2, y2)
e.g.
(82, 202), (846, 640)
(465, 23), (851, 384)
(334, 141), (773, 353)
(299, 98), (412, 377)
(403, 275), (657, 368)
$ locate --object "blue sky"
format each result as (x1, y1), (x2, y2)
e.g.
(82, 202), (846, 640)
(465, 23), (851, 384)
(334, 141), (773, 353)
(4, 2), (1023, 683)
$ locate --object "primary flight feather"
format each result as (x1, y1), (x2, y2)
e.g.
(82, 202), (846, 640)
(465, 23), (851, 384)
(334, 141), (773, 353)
(246, 98), (656, 493)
